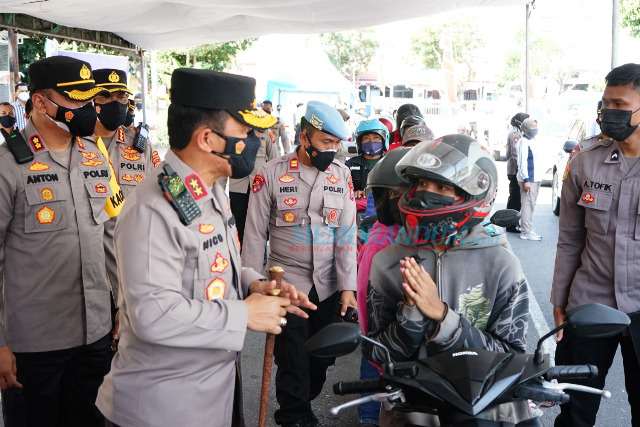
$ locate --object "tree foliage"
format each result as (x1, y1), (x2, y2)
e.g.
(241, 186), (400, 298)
(412, 20), (484, 78)
(17, 36), (46, 82)
(321, 31), (378, 81)
(621, 0), (640, 37)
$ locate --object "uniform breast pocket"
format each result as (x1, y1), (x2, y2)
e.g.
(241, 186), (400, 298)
(84, 181), (111, 225)
(195, 251), (230, 301)
(275, 195), (303, 227)
(322, 194), (344, 228)
(23, 185), (67, 233)
(577, 190), (612, 234)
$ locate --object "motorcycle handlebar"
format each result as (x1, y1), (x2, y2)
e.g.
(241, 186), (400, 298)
(544, 365), (598, 381)
(333, 379), (385, 395)
(514, 384), (570, 403)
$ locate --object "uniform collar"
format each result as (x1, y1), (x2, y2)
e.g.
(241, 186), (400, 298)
(604, 139), (622, 164)
(164, 150), (214, 205)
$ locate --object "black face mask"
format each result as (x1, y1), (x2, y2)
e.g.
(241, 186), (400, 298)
(599, 107), (640, 142)
(406, 190), (456, 211)
(48, 97), (97, 137)
(212, 130), (260, 179)
(0, 116), (16, 129)
(306, 145), (337, 172)
(97, 101), (128, 131)
(376, 194), (403, 226)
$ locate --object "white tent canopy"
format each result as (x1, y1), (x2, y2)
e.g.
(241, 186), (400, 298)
(2, 0), (519, 50)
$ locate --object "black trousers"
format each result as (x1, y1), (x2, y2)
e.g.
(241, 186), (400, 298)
(274, 288), (341, 425)
(230, 190), (250, 245)
(507, 174), (521, 212)
(2, 334), (113, 427)
(554, 329), (640, 427)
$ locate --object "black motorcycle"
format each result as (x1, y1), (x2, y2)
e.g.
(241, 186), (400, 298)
(305, 303), (630, 426)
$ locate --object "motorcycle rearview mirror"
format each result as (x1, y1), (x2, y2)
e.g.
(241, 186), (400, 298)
(490, 209), (521, 229)
(304, 323), (361, 358)
(565, 303), (630, 338)
(534, 304), (630, 364)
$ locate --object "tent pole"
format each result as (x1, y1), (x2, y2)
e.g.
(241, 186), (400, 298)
(139, 50), (148, 124)
(525, 1), (531, 114)
(8, 28), (20, 98)
(612, 0), (619, 69)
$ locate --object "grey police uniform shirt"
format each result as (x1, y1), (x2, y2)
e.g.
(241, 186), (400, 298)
(506, 129), (521, 176)
(96, 150), (264, 427)
(229, 129), (277, 194)
(0, 120), (117, 352)
(270, 119), (291, 156)
(242, 150), (357, 301)
(103, 125), (159, 303)
(552, 137), (640, 314)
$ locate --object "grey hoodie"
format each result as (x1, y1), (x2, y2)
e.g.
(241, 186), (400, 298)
(365, 223), (532, 424)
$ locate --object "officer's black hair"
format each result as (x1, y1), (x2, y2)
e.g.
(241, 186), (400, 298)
(262, 100), (272, 105)
(0, 102), (12, 108)
(605, 63), (640, 90)
(14, 82), (27, 91)
(167, 103), (228, 150)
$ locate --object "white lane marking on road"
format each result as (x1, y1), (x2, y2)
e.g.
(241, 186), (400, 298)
(528, 287), (556, 365)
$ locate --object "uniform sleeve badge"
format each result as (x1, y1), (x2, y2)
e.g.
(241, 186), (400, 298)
(582, 192), (595, 204)
(252, 174), (266, 193)
(40, 188), (54, 201)
(206, 278), (226, 301)
(283, 197), (297, 208)
(210, 252), (230, 273)
(152, 150), (161, 168)
(36, 206), (56, 224)
(283, 211), (297, 223)
(29, 161), (49, 171)
(199, 224), (215, 234)
(185, 173), (207, 201)
(279, 174), (295, 183)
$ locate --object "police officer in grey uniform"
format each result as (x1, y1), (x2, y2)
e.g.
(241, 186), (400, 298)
(0, 56), (121, 427)
(229, 127), (278, 244)
(96, 68), (315, 427)
(552, 63), (640, 427)
(93, 68), (159, 198)
(262, 100), (291, 155)
(242, 100), (358, 427)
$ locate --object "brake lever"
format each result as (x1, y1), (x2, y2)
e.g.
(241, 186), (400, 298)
(329, 390), (405, 415)
(542, 380), (612, 399)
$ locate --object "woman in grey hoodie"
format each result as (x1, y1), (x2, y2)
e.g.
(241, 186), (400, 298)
(365, 134), (535, 426)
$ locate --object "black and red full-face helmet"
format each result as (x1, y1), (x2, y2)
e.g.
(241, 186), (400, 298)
(394, 134), (498, 246)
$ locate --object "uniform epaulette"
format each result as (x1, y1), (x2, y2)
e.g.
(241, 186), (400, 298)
(158, 165), (202, 226)
(581, 135), (613, 152)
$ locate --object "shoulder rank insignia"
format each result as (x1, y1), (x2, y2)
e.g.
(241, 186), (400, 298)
(289, 158), (299, 171)
(185, 173), (207, 201)
(30, 135), (45, 153)
(117, 127), (126, 144)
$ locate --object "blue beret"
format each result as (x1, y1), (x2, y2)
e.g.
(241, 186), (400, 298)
(303, 101), (350, 140)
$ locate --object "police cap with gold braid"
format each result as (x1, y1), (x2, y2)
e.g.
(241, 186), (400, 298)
(170, 68), (277, 130)
(28, 56), (109, 101)
(93, 69), (133, 95)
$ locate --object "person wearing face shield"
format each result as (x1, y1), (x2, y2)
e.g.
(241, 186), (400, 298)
(552, 63), (640, 427)
(356, 148), (411, 427)
(0, 55), (125, 427)
(516, 118), (544, 241)
(11, 82), (29, 131)
(365, 134), (534, 427)
(242, 100), (357, 427)
(95, 68), (316, 427)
